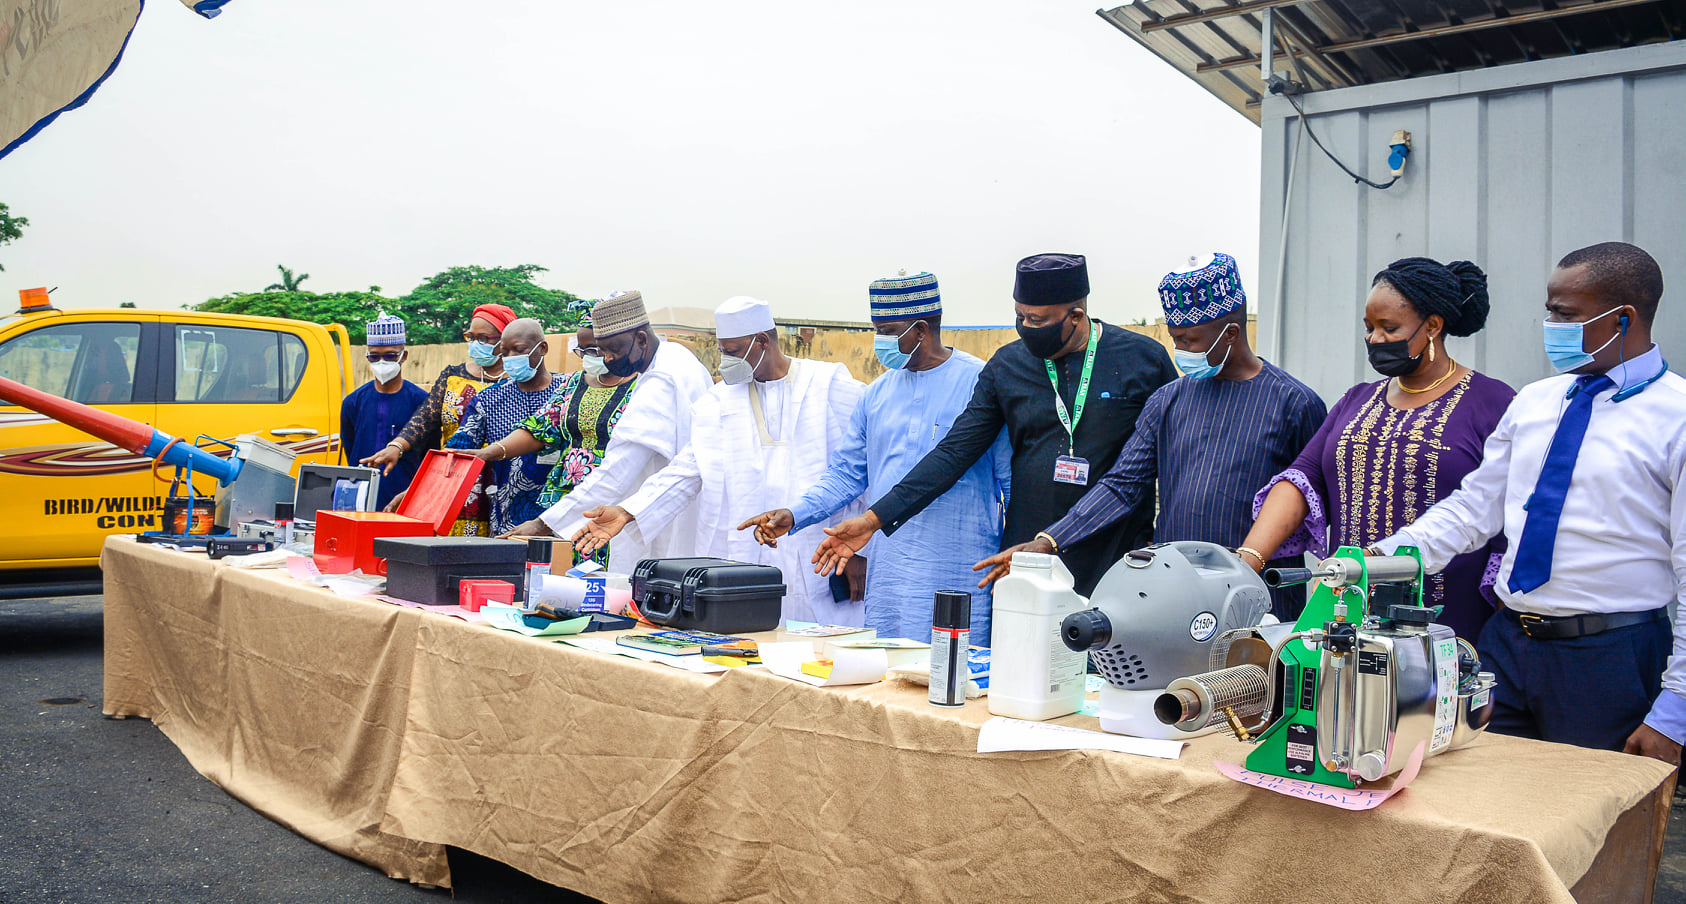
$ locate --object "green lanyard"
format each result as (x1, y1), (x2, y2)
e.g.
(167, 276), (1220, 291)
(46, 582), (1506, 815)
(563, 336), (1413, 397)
(1043, 321), (1100, 456)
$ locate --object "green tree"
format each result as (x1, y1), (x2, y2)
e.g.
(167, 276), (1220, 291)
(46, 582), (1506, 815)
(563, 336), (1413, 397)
(396, 264), (584, 344)
(194, 290), (389, 343)
(0, 202), (28, 272)
(118, 301), (136, 308)
(265, 265), (310, 292)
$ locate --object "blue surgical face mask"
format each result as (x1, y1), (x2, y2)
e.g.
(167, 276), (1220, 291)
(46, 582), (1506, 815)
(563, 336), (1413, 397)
(502, 349), (540, 383)
(874, 322), (923, 370)
(1543, 306), (1622, 373)
(581, 354), (609, 378)
(468, 339), (499, 367)
(1174, 325), (1233, 379)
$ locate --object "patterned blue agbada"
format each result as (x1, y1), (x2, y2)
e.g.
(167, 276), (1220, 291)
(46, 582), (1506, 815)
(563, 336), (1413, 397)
(790, 349), (1011, 645)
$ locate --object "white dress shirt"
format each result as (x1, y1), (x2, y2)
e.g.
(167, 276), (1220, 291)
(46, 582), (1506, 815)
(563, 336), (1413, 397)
(1381, 344), (1686, 740)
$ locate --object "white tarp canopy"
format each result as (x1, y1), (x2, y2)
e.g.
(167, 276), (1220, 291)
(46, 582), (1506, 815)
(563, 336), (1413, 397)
(0, 0), (226, 161)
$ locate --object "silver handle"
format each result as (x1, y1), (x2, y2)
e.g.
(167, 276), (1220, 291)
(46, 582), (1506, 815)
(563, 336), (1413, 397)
(269, 428), (320, 437)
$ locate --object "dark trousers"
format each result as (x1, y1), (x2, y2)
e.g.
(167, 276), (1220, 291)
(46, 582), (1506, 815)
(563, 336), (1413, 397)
(1476, 609), (1670, 751)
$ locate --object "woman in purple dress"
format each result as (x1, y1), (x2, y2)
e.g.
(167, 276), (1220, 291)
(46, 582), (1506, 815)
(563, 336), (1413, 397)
(1240, 258), (1515, 639)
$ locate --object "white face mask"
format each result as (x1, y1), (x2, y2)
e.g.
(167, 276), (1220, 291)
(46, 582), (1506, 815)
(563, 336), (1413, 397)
(370, 359), (402, 383)
(719, 342), (764, 385)
(581, 354), (609, 378)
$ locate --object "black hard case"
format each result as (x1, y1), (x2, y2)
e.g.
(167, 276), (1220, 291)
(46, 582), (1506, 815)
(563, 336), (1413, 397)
(632, 557), (786, 633)
(372, 536), (527, 605)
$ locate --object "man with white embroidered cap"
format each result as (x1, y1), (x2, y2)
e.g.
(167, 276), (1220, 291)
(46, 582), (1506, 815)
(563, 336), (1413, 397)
(340, 313), (428, 510)
(737, 271), (1012, 644)
(501, 289), (714, 574)
(571, 295), (869, 624)
(973, 253), (1325, 619)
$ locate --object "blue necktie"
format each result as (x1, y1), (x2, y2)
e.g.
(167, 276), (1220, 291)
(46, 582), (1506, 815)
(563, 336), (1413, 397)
(1507, 373), (1615, 594)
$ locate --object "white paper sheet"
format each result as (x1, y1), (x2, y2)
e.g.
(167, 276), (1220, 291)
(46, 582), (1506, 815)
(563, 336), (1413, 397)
(760, 641), (887, 687)
(976, 717), (1185, 760)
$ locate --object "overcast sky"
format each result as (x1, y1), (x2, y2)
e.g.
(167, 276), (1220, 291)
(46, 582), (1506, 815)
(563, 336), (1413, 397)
(0, 0), (1260, 328)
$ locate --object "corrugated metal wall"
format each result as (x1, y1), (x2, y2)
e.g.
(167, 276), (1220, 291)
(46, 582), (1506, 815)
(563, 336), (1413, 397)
(1258, 41), (1686, 401)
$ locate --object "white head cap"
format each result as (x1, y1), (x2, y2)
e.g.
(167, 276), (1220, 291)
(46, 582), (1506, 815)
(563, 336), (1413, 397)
(714, 295), (776, 340)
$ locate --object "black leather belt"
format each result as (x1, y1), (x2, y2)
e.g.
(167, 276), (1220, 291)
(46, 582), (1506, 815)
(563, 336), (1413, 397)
(1502, 607), (1667, 640)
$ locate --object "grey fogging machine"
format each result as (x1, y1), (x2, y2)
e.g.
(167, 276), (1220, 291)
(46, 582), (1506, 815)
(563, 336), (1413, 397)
(1059, 541), (1272, 740)
(1154, 547), (1496, 787)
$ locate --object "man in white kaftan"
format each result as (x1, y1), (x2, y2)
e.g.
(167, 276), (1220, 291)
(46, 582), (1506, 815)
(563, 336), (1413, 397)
(502, 290), (714, 574)
(571, 296), (868, 624)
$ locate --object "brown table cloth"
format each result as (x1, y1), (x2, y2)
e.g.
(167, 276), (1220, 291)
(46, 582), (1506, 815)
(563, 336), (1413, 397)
(101, 538), (1674, 902)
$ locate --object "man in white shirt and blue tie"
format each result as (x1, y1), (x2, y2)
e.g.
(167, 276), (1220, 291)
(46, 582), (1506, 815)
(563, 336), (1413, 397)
(1378, 242), (1683, 766)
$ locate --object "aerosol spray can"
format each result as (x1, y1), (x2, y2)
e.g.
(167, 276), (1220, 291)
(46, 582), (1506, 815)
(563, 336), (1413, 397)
(524, 537), (554, 610)
(930, 590), (971, 707)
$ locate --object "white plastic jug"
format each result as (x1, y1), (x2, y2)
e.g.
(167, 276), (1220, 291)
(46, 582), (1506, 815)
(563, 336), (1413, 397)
(988, 552), (1089, 721)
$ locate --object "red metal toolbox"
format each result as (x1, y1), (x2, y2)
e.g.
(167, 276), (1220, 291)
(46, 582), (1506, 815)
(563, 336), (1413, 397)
(313, 512), (433, 575)
(312, 451), (484, 575)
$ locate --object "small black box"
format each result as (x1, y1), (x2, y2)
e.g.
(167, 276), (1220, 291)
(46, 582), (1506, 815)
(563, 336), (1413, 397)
(373, 536), (527, 605)
(632, 557), (785, 634)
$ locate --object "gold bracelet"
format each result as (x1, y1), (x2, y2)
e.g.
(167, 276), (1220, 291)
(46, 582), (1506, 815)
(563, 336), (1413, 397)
(492, 441), (507, 460)
(1236, 546), (1266, 567)
(1034, 531), (1061, 554)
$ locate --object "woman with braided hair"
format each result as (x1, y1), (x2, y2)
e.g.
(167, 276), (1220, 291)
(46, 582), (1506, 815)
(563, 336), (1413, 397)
(1239, 257), (1516, 636)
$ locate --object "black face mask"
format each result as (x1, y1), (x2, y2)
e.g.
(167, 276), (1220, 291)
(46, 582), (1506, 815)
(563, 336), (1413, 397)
(604, 335), (647, 378)
(1367, 319), (1427, 377)
(1018, 317), (1073, 360)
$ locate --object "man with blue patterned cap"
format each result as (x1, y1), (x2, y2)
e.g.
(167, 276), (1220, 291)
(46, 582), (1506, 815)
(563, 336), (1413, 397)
(811, 252), (1178, 596)
(340, 313), (428, 509)
(737, 271), (1013, 644)
(975, 253), (1327, 618)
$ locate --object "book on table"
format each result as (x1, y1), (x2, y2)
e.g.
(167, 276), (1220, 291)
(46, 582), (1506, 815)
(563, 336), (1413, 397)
(615, 630), (749, 655)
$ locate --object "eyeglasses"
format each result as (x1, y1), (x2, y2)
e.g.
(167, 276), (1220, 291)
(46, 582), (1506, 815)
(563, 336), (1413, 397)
(571, 346), (602, 358)
(462, 331), (501, 343)
(366, 352), (403, 363)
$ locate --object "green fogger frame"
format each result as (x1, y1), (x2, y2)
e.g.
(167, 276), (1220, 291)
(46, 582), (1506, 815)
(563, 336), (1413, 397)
(1248, 545), (1426, 788)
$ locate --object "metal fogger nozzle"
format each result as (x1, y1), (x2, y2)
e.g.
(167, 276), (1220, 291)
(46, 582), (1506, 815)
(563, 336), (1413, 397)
(1154, 664), (1270, 734)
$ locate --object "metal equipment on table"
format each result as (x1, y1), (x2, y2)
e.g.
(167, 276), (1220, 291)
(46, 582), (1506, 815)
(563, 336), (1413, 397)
(1058, 541), (1272, 739)
(1154, 546), (1496, 787)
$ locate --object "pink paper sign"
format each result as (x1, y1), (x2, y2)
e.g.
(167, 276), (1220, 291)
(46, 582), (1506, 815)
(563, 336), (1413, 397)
(285, 555), (321, 581)
(1214, 741), (1426, 811)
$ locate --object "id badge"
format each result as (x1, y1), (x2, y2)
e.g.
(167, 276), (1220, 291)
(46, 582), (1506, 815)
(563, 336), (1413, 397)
(1053, 454), (1090, 486)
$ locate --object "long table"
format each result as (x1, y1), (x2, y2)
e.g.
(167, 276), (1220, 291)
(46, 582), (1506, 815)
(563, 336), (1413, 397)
(100, 538), (1677, 903)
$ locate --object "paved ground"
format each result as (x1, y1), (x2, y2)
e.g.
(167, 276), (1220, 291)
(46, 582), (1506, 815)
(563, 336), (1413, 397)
(0, 595), (598, 904)
(3, 593), (1684, 903)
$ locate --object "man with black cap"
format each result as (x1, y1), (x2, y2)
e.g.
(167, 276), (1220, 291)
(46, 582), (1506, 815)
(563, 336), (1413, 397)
(812, 253), (1177, 595)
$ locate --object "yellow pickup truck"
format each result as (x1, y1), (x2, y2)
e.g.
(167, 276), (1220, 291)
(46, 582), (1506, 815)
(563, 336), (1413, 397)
(0, 300), (351, 594)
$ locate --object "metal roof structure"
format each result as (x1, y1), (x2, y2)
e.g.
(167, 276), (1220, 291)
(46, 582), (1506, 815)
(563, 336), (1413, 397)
(1098, 0), (1686, 121)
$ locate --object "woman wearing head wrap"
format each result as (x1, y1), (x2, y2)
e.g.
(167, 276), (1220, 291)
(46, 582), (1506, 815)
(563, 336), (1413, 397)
(363, 302), (515, 535)
(1240, 258), (1516, 637)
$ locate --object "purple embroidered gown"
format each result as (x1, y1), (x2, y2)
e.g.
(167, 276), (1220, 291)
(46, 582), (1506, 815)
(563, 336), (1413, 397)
(1255, 371), (1515, 640)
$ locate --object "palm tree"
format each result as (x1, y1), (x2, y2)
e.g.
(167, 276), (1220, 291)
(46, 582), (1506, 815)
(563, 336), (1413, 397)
(265, 265), (310, 292)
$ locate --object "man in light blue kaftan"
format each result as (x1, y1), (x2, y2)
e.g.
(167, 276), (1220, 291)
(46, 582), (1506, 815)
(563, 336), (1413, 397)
(740, 272), (1011, 645)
